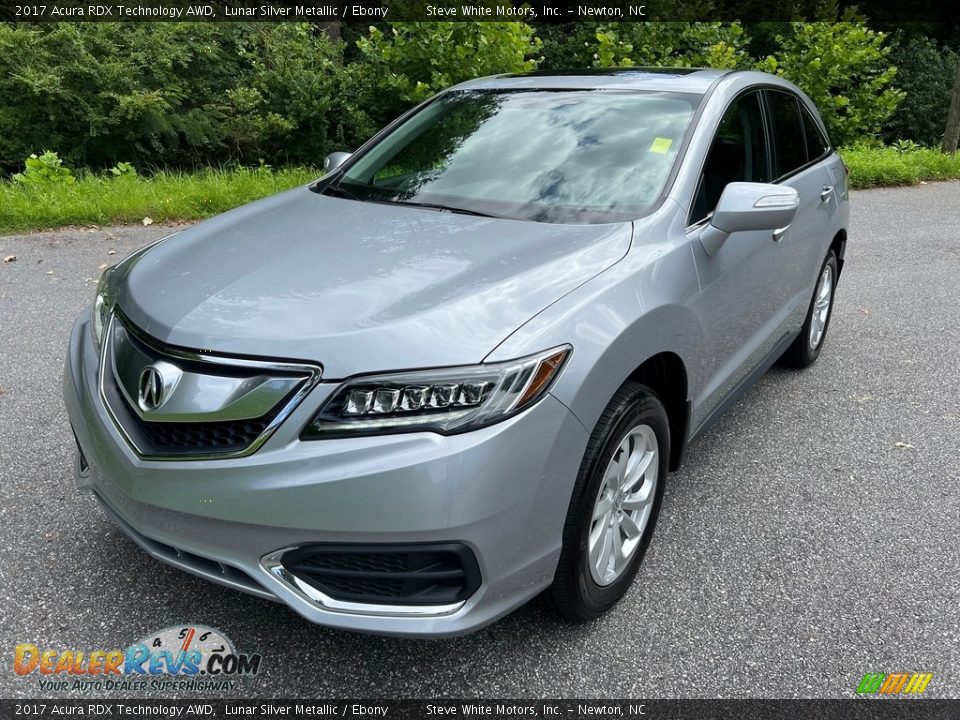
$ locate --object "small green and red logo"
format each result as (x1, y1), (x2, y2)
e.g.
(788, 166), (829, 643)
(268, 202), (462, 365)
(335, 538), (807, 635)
(856, 672), (933, 696)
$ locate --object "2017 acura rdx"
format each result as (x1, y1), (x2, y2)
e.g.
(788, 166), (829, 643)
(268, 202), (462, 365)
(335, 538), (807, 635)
(64, 68), (848, 637)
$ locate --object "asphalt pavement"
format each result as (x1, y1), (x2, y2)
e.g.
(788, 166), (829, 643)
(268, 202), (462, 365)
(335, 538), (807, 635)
(1, 183), (959, 699)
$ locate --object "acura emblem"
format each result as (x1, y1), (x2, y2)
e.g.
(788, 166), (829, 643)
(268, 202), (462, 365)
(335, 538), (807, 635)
(138, 366), (165, 410)
(137, 361), (182, 412)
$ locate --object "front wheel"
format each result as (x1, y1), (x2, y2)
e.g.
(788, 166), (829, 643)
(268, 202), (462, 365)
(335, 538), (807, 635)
(548, 382), (669, 620)
(781, 249), (838, 368)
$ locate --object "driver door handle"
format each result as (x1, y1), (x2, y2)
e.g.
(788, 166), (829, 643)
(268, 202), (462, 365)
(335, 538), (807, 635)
(772, 225), (789, 243)
(820, 185), (834, 202)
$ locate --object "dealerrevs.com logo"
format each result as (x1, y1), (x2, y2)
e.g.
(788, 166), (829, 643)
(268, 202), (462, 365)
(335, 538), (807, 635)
(13, 625), (262, 693)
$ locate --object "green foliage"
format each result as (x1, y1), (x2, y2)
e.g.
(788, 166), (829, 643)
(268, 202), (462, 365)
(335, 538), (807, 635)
(357, 21), (540, 123)
(535, 23), (596, 71)
(890, 139), (920, 154)
(230, 24), (377, 161)
(560, 18), (900, 147)
(0, 23), (375, 170)
(108, 162), (137, 177)
(883, 35), (959, 147)
(0, 18), (928, 180)
(0, 166), (319, 233)
(839, 144), (960, 188)
(12, 151), (76, 185)
(590, 23), (753, 69)
(0, 23), (244, 170)
(757, 14), (904, 146)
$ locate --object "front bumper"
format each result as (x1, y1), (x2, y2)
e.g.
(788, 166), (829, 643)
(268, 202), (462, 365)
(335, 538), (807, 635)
(63, 313), (588, 637)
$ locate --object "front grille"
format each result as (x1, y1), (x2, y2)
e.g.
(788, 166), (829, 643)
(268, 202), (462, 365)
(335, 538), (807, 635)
(100, 312), (318, 459)
(134, 409), (279, 455)
(281, 544), (481, 606)
(101, 353), (291, 457)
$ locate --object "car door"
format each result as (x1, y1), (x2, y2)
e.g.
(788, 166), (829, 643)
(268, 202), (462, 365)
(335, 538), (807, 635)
(687, 89), (795, 429)
(764, 89), (839, 324)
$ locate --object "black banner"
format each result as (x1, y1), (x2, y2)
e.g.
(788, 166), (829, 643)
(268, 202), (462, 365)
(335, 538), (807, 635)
(1, 0), (959, 23)
(1, 700), (959, 720)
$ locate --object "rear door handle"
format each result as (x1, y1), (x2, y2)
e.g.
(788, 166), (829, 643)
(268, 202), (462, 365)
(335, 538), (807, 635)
(820, 185), (834, 202)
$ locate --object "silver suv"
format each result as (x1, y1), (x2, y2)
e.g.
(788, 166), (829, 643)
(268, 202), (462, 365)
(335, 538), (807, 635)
(64, 69), (848, 637)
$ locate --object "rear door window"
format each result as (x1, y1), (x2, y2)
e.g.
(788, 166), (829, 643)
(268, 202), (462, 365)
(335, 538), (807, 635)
(766, 90), (808, 178)
(800, 104), (830, 161)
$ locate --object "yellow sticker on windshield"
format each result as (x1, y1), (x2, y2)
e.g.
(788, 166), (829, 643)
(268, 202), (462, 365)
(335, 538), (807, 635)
(649, 137), (673, 154)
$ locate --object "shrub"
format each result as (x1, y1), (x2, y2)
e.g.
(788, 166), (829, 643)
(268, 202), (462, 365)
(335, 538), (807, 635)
(0, 23), (249, 171)
(357, 21), (540, 123)
(231, 24), (377, 160)
(0, 20), (925, 175)
(547, 18), (900, 148)
(757, 14), (904, 146)
(589, 22), (753, 69)
(12, 151), (75, 185)
(108, 162), (137, 177)
(0, 23), (375, 170)
(882, 35), (959, 146)
(535, 22), (597, 71)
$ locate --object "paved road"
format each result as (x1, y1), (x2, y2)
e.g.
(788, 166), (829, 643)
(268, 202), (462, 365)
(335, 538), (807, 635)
(1, 183), (959, 700)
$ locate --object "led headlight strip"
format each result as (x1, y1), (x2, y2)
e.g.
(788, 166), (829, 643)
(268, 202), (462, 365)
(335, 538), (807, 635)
(302, 345), (571, 438)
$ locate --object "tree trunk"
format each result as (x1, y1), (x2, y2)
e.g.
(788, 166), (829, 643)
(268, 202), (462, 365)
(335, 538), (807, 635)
(942, 57), (960, 153)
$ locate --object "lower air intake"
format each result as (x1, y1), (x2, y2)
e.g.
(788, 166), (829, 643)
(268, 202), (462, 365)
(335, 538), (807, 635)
(280, 543), (481, 606)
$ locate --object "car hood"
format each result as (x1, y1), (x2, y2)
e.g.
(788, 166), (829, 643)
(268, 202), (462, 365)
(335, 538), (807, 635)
(114, 188), (632, 378)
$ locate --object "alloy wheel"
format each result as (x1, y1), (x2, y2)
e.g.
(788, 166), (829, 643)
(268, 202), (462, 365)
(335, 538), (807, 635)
(808, 263), (834, 350)
(588, 424), (659, 586)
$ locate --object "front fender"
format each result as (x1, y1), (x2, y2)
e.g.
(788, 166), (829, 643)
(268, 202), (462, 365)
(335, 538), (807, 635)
(486, 241), (704, 440)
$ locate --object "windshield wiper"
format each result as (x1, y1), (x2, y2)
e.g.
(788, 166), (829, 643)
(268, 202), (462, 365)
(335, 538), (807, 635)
(321, 183), (362, 201)
(319, 184), (497, 218)
(391, 200), (498, 218)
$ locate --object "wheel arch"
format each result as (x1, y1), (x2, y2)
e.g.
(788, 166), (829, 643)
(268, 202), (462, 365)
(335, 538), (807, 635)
(627, 352), (690, 472)
(539, 302), (702, 475)
(831, 229), (847, 279)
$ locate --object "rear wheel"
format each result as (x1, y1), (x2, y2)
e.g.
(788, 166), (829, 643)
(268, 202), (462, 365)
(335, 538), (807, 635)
(781, 249), (838, 368)
(548, 382), (669, 620)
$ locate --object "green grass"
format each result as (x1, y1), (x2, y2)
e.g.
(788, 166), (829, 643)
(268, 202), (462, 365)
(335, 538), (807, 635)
(0, 167), (319, 234)
(840, 146), (960, 189)
(1, 149), (959, 234)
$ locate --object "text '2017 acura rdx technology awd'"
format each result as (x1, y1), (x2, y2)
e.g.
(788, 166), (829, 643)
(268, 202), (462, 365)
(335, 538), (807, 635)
(64, 68), (848, 637)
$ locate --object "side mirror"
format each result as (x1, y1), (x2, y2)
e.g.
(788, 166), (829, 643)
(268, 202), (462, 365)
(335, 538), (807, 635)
(699, 182), (800, 256)
(323, 151), (352, 174)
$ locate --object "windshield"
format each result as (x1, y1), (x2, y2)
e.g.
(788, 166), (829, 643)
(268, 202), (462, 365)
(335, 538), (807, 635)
(326, 89), (700, 224)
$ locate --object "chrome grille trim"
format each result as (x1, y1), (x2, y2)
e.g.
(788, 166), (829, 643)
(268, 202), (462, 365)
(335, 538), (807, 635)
(261, 548), (466, 618)
(98, 312), (323, 461)
(111, 321), (309, 423)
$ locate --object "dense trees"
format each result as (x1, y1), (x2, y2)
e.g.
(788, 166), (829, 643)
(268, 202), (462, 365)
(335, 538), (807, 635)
(0, 18), (953, 173)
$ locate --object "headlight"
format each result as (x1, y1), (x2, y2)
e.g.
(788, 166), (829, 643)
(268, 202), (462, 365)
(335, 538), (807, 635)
(90, 266), (115, 350)
(302, 345), (571, 439)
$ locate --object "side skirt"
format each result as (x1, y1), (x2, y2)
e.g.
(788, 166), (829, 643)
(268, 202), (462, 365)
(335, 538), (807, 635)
(686, 330), (798, 448)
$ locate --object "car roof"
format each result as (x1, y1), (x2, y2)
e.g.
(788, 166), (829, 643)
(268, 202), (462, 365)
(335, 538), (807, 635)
(453, 68), (732, 95)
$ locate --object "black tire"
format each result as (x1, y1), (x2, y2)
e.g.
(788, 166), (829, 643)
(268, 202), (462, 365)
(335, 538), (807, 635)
(780, 250), (839, 369)
(548, 381), (669, 621)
